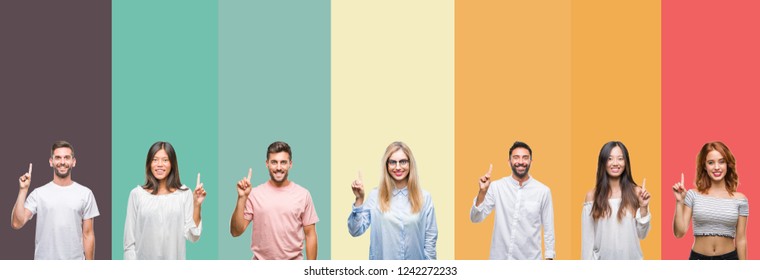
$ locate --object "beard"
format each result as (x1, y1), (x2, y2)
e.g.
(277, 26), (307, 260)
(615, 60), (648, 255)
(54, 164), (71, 178)
(269, 170), (288, 183)
(511, 163), (530, 179)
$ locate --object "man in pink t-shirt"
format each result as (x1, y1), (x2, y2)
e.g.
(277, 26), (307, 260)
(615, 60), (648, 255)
(230, 141), (319, 260)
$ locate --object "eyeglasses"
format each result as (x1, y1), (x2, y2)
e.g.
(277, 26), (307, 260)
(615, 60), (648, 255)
(387, 159), (409, 167)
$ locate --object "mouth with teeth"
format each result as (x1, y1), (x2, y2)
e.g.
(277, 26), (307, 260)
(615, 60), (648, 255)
(154, 168), (166, 176)
(711, 170), (723, 178)
(272, 170), (287, 180)
(54, 163), (71, 178)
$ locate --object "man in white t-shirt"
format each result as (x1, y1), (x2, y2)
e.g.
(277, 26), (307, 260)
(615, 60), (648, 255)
(11, 141), (100, 260)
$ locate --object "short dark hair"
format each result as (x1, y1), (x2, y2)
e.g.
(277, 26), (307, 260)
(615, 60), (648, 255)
(267, 141), (292, 160)
(509, 141), (532, 158)
(51, 140), (75, 157)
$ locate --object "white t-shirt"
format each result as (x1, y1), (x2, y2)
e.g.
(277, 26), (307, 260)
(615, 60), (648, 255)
(24, 181), (100, 260)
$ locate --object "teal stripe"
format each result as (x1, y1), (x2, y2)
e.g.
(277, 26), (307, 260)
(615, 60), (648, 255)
(112, 0), (219, 260)
(218, 0), (331, 259)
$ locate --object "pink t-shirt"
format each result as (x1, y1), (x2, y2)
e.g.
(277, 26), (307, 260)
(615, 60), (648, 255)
(244, 181), (319, 260)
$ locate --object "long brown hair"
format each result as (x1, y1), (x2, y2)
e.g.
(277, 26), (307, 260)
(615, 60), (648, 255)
(143, 141), (185, 194)
(591, 141), (640, 221)
(378, 141), (422, 213)
(695, 141), (738, 195)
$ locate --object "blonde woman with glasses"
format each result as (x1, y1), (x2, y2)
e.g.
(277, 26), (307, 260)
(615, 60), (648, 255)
(348, 141), (438, 260)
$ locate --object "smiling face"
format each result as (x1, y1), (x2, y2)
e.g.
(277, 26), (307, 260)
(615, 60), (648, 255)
(509, 147), (532, 179)
(150, 149), (171, 181)
(266, 151), (292, 185)
(606, 146), (625, 178)
(387, 149), (410, 186)
(704, 150), (727, 182)
(49, 147), (75, 179)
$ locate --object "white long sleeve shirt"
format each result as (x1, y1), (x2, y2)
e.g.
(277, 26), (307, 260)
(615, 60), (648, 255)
(123, 185), (202, 260)
(581, 198), (650, 260)
(470, 176), (555, 260)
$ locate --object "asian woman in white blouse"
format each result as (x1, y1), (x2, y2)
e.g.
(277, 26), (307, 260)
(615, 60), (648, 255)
(672, 141), (748, 260)
(123, 141), (207, 260)
(582, 141), (651, 260)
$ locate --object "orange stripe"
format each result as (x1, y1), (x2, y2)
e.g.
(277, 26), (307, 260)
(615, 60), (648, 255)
(455, 1), (572, 259)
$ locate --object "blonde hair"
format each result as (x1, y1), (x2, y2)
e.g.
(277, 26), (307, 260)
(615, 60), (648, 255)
(378, 141), (422, 213)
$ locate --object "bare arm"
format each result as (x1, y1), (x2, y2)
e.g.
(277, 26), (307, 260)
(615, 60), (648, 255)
(673, 201), (692, 238)
(672, 174), (690, 238)
(231, 196), (250, 237)
(83, 218), (95, 260)
(12, 165), (34, 229)
(231, 169), (253, 237)
(736, 216), (748, 260)
(11, 188), (33, 230)
(304, 224), (318, 260)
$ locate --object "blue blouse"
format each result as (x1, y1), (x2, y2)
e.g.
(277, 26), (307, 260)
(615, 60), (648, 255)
(348, 187), (438, 260)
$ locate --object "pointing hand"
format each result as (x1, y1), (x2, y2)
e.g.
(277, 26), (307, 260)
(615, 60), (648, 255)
(18, 163), (32, 190)
(672, 172), (687, 203)
(351, 170), (365, 200)
(194, 173), (207, 206)
(479, 164), (493, 192)
(237, 168), (253, 198)
(638, 178), (651, 208)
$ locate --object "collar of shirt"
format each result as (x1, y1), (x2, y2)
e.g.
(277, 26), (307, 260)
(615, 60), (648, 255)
(507, 175), (532, 189)
(392, 187), (409, 197)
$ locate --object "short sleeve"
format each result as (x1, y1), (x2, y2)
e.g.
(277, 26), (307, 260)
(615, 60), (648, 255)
(24, 189), (39, 216)
(243, 193), (254, 221)
(739, 199), (749, 217)
(83, 189), (100, 220)
(684, 189), (696, 208)
(301, 190), (319, 226)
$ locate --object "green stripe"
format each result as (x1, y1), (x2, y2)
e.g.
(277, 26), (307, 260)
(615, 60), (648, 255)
(218, 0), (331, 259)
(112, 0), (219, 260)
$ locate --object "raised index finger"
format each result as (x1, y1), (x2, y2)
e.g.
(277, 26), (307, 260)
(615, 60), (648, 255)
(642, 178), (646, 190)
(28, 163), (33, 175)
(681, 172), (684, 186)
(358, 170), (363, 182)
(486, 164), (493, 177)
(197, 173), (201, 186)
(247, 168), (252, 181)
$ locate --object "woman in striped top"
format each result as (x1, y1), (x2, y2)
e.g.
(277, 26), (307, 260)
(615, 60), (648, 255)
(673, 141), (748, 260)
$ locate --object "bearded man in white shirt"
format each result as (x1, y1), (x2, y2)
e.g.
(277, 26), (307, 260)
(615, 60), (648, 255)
(11, 141), (99, 260)
(470, 141), (555, 260)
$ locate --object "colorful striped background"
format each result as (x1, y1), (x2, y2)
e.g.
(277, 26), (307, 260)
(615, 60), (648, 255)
(1, 0), (757, 260)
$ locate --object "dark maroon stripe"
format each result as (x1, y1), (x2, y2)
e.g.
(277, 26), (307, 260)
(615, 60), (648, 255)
(0, 0), (111, 260)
